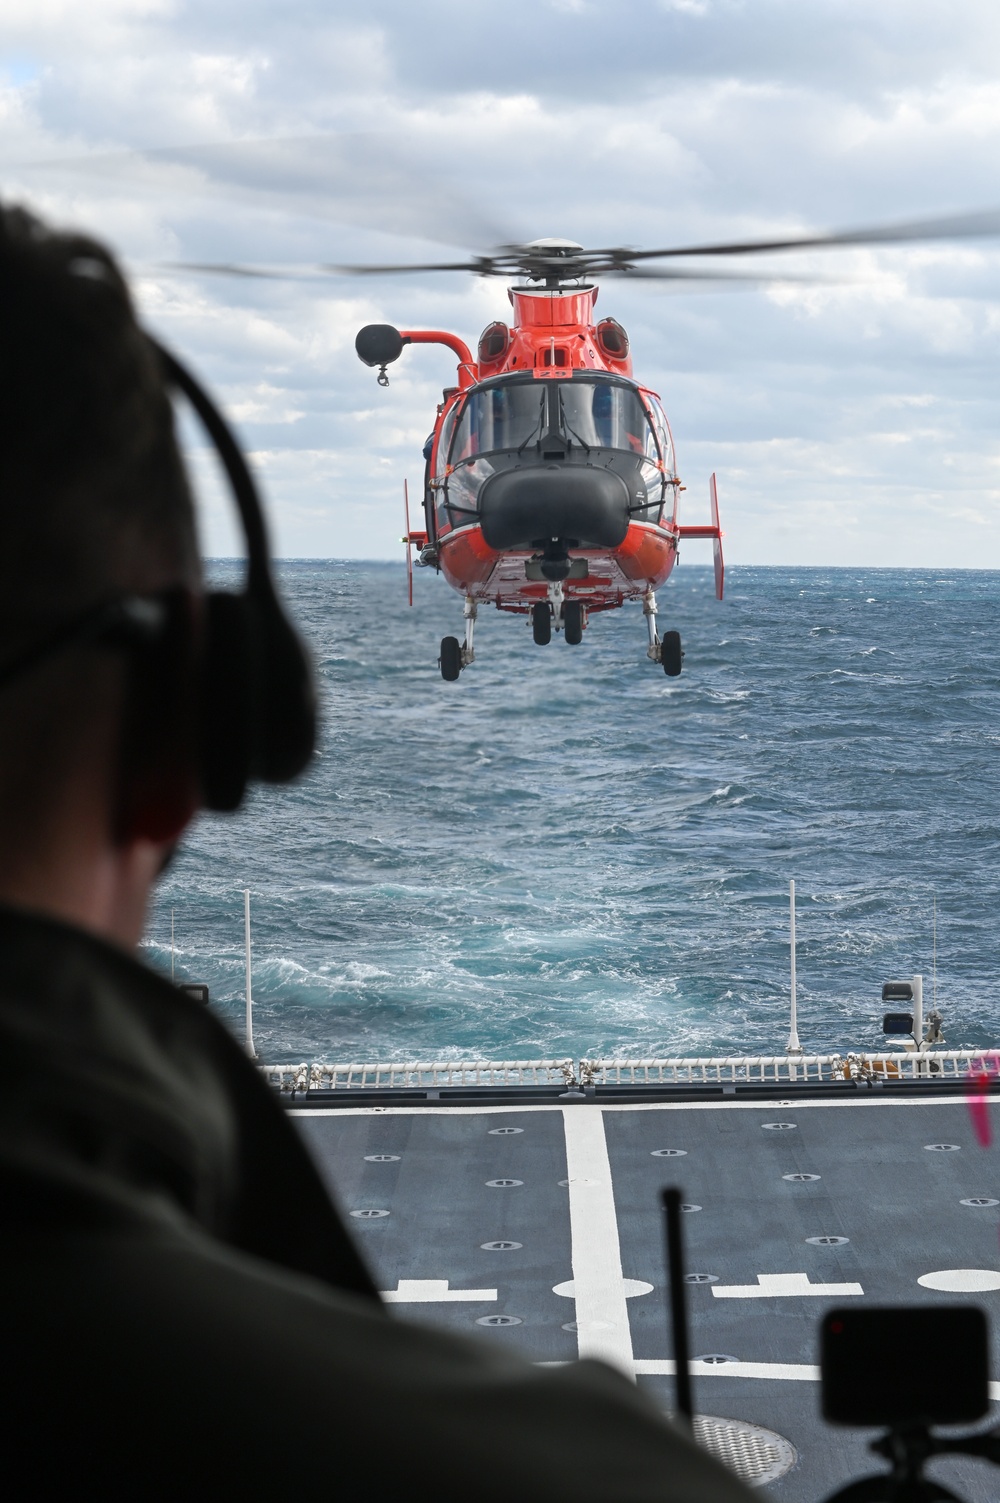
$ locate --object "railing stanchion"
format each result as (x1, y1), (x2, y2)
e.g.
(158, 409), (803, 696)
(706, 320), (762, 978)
(243, 887), (256, 1060)
(787, 879), (803, 1061)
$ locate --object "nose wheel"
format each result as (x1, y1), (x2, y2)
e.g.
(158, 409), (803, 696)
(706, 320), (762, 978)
(532, 593), (585, 646)
(531, 603), (551, 645)
(564, 601), (584, 645)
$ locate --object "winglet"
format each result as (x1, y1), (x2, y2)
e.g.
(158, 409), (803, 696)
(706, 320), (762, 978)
(404, 480), (413, 607)
(675, 473), (724, 599)
(710, 472), (724, 600)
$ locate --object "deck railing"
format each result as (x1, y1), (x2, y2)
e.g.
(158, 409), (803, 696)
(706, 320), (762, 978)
(587, 1050), (996, 1084)
(262, 1059), (577, 1092)
(261, 1048), (996, 1092)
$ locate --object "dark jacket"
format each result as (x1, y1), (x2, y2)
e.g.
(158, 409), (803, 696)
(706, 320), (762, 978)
(0, 905), (751, 1500)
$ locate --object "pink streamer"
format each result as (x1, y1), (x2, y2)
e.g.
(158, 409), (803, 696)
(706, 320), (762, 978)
(966, 1054), (1000, 1148)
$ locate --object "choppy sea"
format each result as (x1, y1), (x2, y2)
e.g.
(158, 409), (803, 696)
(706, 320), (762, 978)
(146, 563), (1000, 1063)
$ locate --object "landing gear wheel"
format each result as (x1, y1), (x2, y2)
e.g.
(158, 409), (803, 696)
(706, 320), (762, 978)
(564, 601), (583, 645)
(661, 629), (683, 677)
(531, 603), (551, 646)
(440, 636), (462, 681)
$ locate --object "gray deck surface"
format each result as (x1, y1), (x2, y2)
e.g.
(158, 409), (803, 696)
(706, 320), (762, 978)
(293, 1093), (1000, 1500)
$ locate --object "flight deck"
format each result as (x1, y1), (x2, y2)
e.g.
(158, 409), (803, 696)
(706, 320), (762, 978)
(291, 1087), (1000, 1500)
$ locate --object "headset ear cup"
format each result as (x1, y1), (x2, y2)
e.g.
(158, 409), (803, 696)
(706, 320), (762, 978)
(114, 590), (199, 845)
(250, 585), (317, 783)
(153, 342), (318, 801)
(199, 592), (254, 811)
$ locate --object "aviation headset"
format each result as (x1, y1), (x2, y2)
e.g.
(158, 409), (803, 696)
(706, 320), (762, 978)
(0, 338), (317, 816)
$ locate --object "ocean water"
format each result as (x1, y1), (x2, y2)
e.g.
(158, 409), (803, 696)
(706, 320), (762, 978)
(147, 563), (1000, 1063)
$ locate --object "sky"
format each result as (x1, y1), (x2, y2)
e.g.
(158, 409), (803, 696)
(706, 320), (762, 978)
(4, 1), (1000, 564)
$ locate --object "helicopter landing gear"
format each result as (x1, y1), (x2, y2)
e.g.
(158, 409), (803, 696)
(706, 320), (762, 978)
(643, 588), (660, 661)
(439, 636), (462, 681)
(463, 595), (477, 665)
(661, 629), (683, 677)
(534, 587), (584, 646)
(643, 587), (683, 675)
(440, 596), (478, 681)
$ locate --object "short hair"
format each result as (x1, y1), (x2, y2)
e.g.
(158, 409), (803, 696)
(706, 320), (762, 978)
(0, 205), (200, 851)
(0, 204), (199, 637)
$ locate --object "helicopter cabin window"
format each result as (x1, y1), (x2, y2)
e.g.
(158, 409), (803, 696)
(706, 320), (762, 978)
(644, 393), (675, 521)
(441, 375), (669, 532)
(433, 398), (461, 533)
(645, 394), (674, 473)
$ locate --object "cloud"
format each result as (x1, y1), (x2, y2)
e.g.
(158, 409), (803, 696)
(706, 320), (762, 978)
(4, 0), (1000, 563)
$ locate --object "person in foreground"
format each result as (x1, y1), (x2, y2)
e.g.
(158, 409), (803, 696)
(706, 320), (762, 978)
(0, 204), (752, 1500)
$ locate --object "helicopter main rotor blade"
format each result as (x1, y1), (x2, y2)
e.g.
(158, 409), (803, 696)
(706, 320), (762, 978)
(13, 132), (518, 255)
(602, 265), (826, 283)
(324, 259), (490, 276)
(161, 261), (304, 280)
(320, 258), (831, 283)
(158, 258), (488, 280)
(598, 208), (1000, 263)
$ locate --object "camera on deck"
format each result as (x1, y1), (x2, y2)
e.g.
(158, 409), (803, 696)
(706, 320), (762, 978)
(820, 1306), (998, 1502)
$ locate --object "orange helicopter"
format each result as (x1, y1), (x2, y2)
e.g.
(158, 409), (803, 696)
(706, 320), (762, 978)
(355, 239), (723, 682)
(145, 187), (1000, 686)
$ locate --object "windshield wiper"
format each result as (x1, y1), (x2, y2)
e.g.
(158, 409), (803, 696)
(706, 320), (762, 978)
(556, 390), (592, 453)
(516, 393), (546, 454)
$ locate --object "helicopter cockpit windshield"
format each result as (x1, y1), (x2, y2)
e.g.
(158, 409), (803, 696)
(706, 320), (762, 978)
(437, 374), (674, 535)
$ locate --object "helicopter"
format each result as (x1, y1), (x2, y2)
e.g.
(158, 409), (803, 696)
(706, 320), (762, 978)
(354, 238), (724, 683)
(37, 140), (996, 684)
(344, 207), (1000, 682)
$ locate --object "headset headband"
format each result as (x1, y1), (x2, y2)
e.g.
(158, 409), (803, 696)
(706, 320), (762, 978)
(0, 337), (317, 813)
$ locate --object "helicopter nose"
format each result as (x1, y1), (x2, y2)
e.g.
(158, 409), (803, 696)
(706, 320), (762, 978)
(479, 465), (631, 552)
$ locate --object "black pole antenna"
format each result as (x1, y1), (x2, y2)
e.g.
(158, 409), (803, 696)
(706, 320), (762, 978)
(662, 1187), (695, 1432)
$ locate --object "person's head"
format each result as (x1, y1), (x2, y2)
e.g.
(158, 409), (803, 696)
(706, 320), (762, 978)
(0, 204), (202, 943)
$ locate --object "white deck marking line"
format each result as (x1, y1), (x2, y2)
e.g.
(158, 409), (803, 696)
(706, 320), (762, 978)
(380, 1280), (497, 1303)
(289, 1104), (567, 1117)
(712, 1272), (863, 1299)
(596, 1095), (975, 1114)
(290, 1094), (975, 1118)
(562, 1106), (635, 1381)
(635, 1359), (821, 1380)
(633, 1362), (1000, 1402)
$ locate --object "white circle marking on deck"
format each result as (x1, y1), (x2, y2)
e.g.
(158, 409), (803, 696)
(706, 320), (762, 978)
(553, 1279), (653, 1299)
(918, 1269), (1000, 1292)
